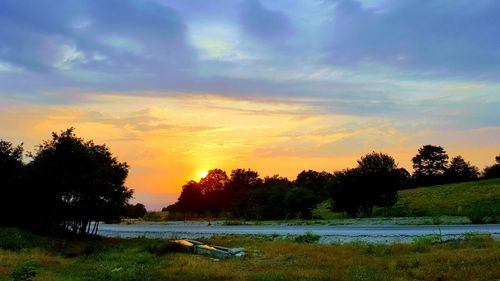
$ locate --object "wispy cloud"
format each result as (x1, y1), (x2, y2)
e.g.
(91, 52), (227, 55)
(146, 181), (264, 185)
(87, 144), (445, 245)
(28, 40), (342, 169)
(1, 0), (499, 208)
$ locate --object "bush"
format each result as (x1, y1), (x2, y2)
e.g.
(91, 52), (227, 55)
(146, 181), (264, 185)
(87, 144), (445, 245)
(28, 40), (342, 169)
(11, 260), (41, 281)
(294, 231), (320, 243)
(142, 211), (168, 222)
(143, 239), (187, 255)
(0, 228), (46, 251)
(347, 266), (380, 281)
(412, 234), (442, 245)
(254, 272), (286, 281)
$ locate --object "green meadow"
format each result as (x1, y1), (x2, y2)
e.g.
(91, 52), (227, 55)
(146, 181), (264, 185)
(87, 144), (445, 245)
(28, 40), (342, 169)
(1, 228), (500, 281)
(376, 178), (500, 223)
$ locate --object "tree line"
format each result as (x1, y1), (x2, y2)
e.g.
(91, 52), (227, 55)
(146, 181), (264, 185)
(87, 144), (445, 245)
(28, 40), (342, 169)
(0, 128), (141, 235)
(166, 145), (500, 219)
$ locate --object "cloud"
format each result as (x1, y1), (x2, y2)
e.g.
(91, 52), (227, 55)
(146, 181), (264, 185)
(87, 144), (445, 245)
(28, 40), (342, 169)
(325, 0), (500, 80)
(238, 0), (294, 42)
(0, 0), (193, 74)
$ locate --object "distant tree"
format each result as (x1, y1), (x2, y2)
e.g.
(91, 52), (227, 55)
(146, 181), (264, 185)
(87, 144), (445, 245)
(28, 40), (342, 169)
(285, 186), (318, 219)
(445, 156), (479, 183)
(29, 128), (132, 235)
(263, 174), (290, 185)
(247, 176), (293, 220)
(126, 203), (147, 219)
(165, 180), (204, 214)
(330, 152), (406, 217)
(295, 170), (333, 199)
(412, 145), (449, 186)
(225, 169), (262, 218)
(0, 140), (24, 225)
(199, 169), (229, 194)
(198, 169), (229, 215)
(483, 153), (500, 179)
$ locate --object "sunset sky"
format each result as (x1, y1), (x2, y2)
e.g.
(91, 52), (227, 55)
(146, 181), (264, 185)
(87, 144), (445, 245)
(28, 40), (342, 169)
(1, 0), (499, 210)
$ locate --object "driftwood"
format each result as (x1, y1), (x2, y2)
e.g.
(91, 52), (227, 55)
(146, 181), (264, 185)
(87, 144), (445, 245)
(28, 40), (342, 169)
(174, 239), (245, 258)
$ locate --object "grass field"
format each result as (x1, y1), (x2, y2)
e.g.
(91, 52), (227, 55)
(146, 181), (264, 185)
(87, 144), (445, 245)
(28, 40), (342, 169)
(1, 227), (500, 281)
(375, 178), (500, 223)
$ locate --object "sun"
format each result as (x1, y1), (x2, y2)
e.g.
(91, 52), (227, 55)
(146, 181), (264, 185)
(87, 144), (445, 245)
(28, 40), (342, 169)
(200, 170), (208, 179)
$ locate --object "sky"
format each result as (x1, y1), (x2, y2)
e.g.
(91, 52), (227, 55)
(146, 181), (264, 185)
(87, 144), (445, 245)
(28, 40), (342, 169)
(1, 0), (499, 210)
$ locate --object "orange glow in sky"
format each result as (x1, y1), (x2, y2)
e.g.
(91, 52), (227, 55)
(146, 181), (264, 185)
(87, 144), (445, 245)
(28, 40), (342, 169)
(1, 93), (499, 210)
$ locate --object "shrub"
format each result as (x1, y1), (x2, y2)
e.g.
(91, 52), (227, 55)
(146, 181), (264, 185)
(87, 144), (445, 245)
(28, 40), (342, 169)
(142, 211), (168, 222)
(294, 231), (320, 243)
(11, 260), (41, 281)
(254, 272), (286, 281)
(143, 239), (187, 255)
(0, 228), (46, 251)
(347, 266), (380, 281)
(412, 234), (442, 245)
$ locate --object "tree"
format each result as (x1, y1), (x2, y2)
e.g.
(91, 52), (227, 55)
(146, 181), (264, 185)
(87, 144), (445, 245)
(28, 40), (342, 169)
(285, 186), (318, 219)
(199, 169), (229, 194)
(445, 156), (479, 183)
(412, 145), (449, 186)
(330, 152), (406, 217)
(125, 203), (147, 219)
(29, 128), (132, 235)
(198, 169), (229, 216)
(225, 169), (262, 218)
(165, 180), (204, 215)
(0, 140), (24, 225)
(483, 153), (500, 179)
(247, 176), (293, 220)
(295, 170), (333, 199)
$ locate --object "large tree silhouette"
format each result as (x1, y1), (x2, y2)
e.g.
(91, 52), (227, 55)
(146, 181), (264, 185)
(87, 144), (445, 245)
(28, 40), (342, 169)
(295, 170), (333, 199)
(330, 152), (406, 217)
(445, 156), (479, 183)
(412, 145), (449, 186)
(0, 140), (24, 225)
(483, 153), (500, 179)
(29, 128), (132, 235)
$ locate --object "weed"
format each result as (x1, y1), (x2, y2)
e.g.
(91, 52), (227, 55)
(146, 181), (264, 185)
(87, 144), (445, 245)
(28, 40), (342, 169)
(11, 259), (40, 281)
(294, 231), (321, 243)
(0, 228), (46, 251)
(143, 239), (187, 255)
(347, 266), (379, 281)
(254, 272), (286, 281)
(223, 220), (248, 226)
(412, 234), (442, 245)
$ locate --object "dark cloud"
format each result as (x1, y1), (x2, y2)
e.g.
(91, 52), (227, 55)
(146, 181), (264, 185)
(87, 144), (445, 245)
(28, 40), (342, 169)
(0, 0), (194, 73)
(238, 0), (293, 42)
(326, 0), (500, 80)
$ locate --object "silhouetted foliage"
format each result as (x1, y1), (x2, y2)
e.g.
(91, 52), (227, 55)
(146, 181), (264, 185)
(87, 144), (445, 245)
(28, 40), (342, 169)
(199, 169), (229, 215)
(0, 140), (24, 225)
(165, 180), (204, 215)
(125, 203), (147, 219)
(295, 170), (333, 199)
(330, 152), (406, 217)
(28, 128), (133, 235)
(285, 186), (318, 219)
(247, 176), (293, 220)
(445, 156), (479, 183)
(483, 153), (500, 179)
(412, 145), (449, 186)
(225, 169), (262, 218)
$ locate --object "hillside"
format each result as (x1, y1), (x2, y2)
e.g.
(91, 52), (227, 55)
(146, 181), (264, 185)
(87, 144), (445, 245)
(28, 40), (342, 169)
(378, 178), (500, 223)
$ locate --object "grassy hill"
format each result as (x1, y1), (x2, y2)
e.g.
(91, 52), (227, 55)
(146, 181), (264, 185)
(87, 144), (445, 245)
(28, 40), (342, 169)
(376, 178), (500, 223)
